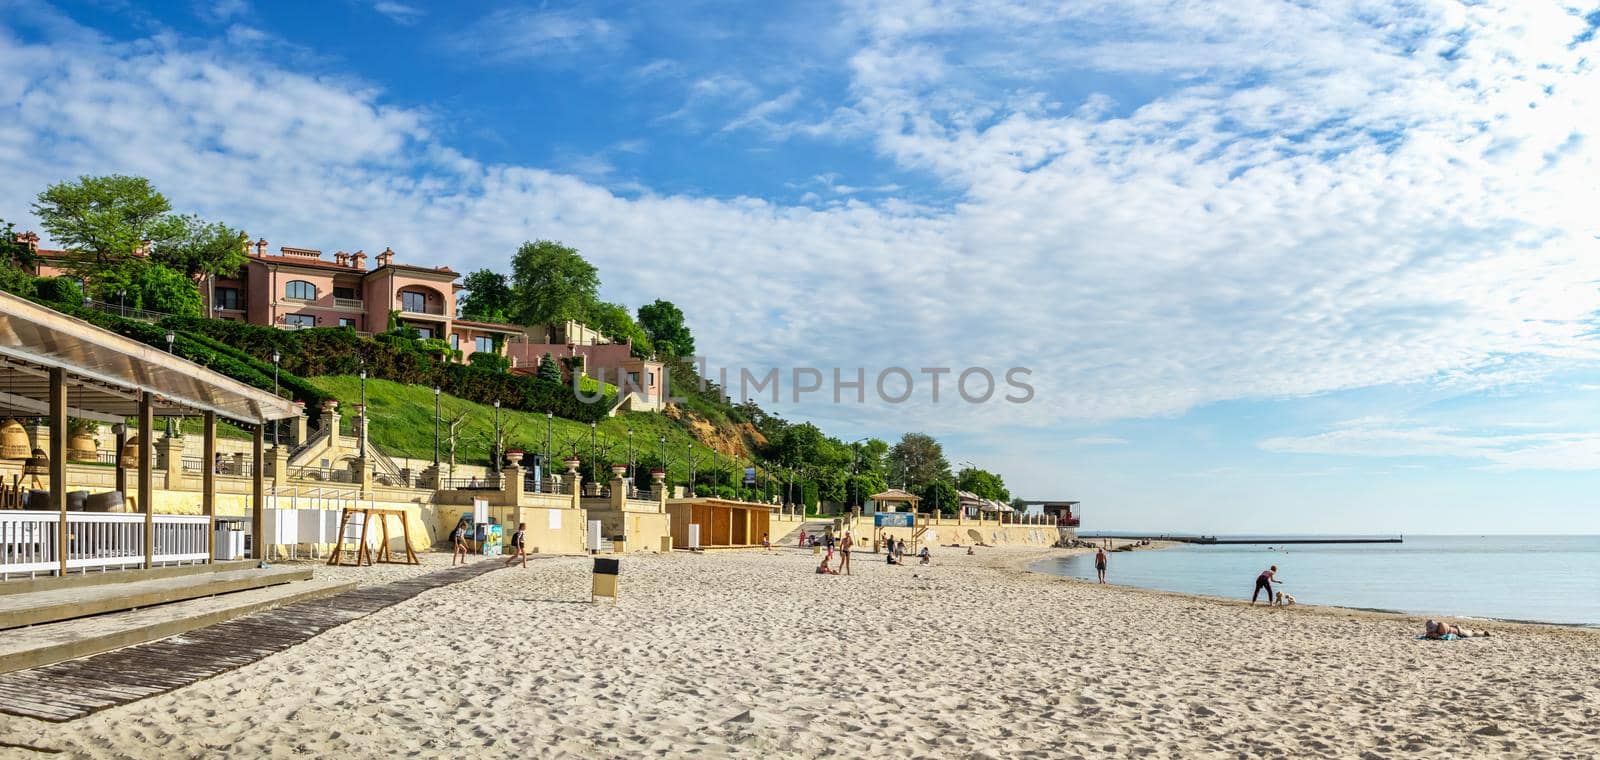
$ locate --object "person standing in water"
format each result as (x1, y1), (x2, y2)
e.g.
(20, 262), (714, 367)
(1251, 565), (1280, 605)
(1094, 547), (1108, 583)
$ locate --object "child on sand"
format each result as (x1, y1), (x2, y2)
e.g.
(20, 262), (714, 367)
(504, 523), (527, 568)
(762, 532), (770, 552)
(451, 517), (471, 565)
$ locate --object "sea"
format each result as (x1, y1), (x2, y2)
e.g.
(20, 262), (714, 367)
(1033, 534), (1600, 626)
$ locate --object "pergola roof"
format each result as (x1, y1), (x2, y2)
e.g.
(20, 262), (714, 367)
(0, 292), (299, 425)
(870, 488), (922, 503)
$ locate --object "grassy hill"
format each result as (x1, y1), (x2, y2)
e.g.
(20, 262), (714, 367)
(311, 376), (767, 493)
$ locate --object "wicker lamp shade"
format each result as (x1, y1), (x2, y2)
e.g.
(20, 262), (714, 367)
(120, 435), (141, 469)
(22, 447), (49, 476)
(0, 419), (29, 459)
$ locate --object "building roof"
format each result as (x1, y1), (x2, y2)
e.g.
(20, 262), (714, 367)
(249, 253), (371, 275)
(666, 497), (779, 512)
(452, 319), (525, 334)
(0, 292), (299, 424)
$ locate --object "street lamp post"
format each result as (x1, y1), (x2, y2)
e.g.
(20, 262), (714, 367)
(658, 434), (667, 492)
(271, 351), (281, 448)
(165, 330), (175, 353)
(544, 412), (553, 488)
(432, 386), (441, 467)
(687, 443), (696, 496)
(357, 366), (367, 460)
(492, 399), (501, 475)
(626, 428), (634, 482)
(589, 421), (597, 485)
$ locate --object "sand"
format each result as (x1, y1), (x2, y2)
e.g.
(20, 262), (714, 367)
(2, 545), (1597, 758)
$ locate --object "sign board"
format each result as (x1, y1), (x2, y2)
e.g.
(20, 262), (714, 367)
(688, 523), (701, 550)
(592, 557), (619, 601)
(472, 498), (489, 526)
(587, 519), (602, 553)
(874, 512), (915, 528)
(743, 467), (756, 486)
(549, 508), (562, 531)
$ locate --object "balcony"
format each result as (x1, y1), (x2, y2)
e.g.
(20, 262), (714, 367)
(333, 297), (364, 310)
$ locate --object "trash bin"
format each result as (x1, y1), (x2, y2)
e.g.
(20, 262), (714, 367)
(214, 517), (246, 560)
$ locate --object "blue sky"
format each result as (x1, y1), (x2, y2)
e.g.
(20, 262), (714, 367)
(3, 0), (1599, 533)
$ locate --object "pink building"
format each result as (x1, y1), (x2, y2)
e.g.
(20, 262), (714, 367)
(209, 240), (524, 361)
(506, 339), (665, 411)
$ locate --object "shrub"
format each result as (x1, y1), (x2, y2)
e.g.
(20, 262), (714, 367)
(33, 276), (80, 305)
(469, 351), (510, 373)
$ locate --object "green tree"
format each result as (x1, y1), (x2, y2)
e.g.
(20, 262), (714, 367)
(586, 301), (653, 356)
(509, 240), (599, 327)
(915, 478), (960, 515)
(32, 174), (183, 273)
(537, 352), (562, 384)
(887, 432), (951, 489)
(956, 466), (1010, 502)
(151, 215), (248, 281)
(636, 299), (695, 356)
(92, 260), (202, 316)
(459, 269), (514, 323)
(0, 219), (37, 297)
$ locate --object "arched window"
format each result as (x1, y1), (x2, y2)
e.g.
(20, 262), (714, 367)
(284, 280), (317, 300)
(400, 289), (428, 313)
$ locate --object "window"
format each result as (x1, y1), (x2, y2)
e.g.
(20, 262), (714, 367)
(214, 287), (241, 310)
(284, 314), (315, 328)
(450, 334), (460, 350)
(474, 336), (495, 354)
(400, 290), (427, 313)
(339, 318), (357, 329)
(284, 280), (316, 301)
(332, 286), (357, 300)
(415, 326), (435, 339)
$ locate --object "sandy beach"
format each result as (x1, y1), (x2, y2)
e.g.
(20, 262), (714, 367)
(2, 545), (1597, 758)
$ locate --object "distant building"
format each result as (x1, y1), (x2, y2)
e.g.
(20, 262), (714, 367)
(14, 231), (666, 412)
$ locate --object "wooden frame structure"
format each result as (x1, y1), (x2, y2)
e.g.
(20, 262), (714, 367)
(666, 498), (775, 549)
(328, 507), (419, 566)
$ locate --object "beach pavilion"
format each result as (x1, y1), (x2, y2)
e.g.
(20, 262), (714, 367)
(867, 488), (921, 514)
(0, 292), (298, 577)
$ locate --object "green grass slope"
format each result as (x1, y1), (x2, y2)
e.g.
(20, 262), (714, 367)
(310, 376), (757, 488)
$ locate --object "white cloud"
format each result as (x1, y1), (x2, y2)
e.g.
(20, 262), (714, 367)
(449, 8), (623, 64)
(0, 0), (1597, 453)
(369, 1), (423, 26)
(1262, 422), (1600, 472)
(1069, 436), (1128, 447)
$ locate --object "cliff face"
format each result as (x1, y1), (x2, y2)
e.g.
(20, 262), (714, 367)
(663, 405), (765, 458)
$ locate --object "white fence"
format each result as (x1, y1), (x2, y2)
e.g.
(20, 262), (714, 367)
(0, 511), (211, 577)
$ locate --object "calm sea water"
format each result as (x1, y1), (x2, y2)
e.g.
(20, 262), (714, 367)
(1034, 535), (1600, 626)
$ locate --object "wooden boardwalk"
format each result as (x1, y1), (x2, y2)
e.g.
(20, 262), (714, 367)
(0, 560), (506, 722)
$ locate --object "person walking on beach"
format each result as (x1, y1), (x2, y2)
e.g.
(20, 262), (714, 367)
(1251, 565), (1280, 605)
(504, 522), (527, 568)
(838, 531), (853, 575)
(1094, 547), (1108, 583)
(451, 517), (471, 565)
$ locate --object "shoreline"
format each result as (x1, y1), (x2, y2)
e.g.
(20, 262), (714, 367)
(1015, 545), (1600, 636)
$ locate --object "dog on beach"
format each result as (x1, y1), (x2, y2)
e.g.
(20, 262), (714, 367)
(1273, 591), (1296, 607)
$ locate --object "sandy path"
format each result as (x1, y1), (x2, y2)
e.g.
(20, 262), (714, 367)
(1, 547), (1595, 758)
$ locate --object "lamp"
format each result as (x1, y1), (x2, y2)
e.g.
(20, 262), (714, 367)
(0, 418), (29, 459)
(120, 435), (141, 469)
(22, 447), (49, 476)
(165, 330), (175, 353)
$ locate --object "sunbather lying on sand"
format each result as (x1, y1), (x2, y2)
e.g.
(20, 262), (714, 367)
(1424, 620), (1489, 639)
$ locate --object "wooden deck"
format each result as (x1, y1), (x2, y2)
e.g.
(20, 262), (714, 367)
(0, 560), (507, 722)
(0, 566), (313, 631)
